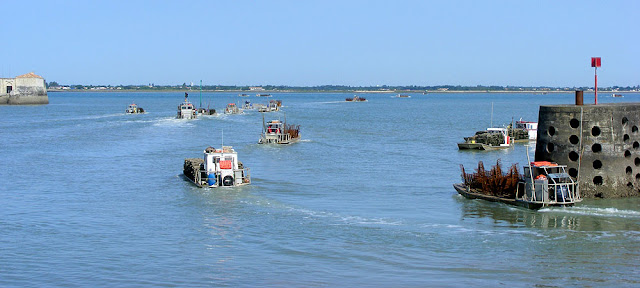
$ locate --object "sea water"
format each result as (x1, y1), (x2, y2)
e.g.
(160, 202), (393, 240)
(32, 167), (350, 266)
(1, 92), (639, 287)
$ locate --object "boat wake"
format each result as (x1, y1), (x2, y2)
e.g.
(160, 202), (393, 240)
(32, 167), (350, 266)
(539, 206), (640, 218)
(153, 117), (198, 127)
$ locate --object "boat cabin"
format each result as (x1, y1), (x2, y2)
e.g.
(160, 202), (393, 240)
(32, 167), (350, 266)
(517, 162), (581, 206)
(126, 103), (144, 114)
(225, 103), (242, 114)
(515, 120), (538, 140)
(200, 146), (250, 187)
(259, 119), (300, 144)
(177, 100), (197, 119)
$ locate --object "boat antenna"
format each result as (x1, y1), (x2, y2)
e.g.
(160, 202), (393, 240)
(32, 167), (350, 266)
(490, 102), (494, 128)
(262, 113), (266, 134)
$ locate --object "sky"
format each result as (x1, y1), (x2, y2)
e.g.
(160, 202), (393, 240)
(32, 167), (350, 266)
(1, 0), (638, 87)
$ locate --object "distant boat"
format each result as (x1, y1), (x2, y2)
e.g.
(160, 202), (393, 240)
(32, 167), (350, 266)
(256, 94), (272, 97)
(125, 103), (145, 114)
(394, 94), (411, 98)
(177, 94), (197, 119)
(238, 93), (250, 97)
(346, 95), (367, 102)
(612, 93), (624, 98)
(224, 103), (243, 114)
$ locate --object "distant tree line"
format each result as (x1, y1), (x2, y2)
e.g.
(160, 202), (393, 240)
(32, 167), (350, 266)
(45, 82), (640, 92)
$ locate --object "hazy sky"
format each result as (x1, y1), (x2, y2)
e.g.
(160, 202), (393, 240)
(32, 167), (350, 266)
(1, 0), (638, 87)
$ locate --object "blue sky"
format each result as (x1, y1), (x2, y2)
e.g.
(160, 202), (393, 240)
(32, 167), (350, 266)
(1, 0), (638, 87)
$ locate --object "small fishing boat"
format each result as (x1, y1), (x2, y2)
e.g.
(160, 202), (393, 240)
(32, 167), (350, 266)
(256, 93), (272, 97)
(242, 100), (254, 110)
(183, 146), (251, 188)
(258, 100), (281, 112)
(258, 114), (300, 144)
(346, 95), (367, 102)
(612, 93), (623, 98)
(238, 93), (250, 97)
(177, 95), (197, 119)
(457, 128), (512, 150)
(514, 120), (538, 140)
(224, 103), (243, 114)
(395, 94), (411, 98)
(197, 107), (216, 116)
(455, 160), (581, 209)
(125, 103), (145, 114)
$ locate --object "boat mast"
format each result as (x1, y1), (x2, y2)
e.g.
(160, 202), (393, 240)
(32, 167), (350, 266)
(199, 80), (202, 108)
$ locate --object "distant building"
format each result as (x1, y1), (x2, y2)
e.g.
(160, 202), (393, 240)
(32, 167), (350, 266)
(250, 86), (265, 91)
(0, 72), (49, 105)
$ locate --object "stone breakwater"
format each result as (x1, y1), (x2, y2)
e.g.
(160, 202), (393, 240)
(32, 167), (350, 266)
(0, 72), (49, 105)
(535, 103), (640, 198)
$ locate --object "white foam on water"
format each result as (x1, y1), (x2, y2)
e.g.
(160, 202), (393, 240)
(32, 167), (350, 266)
(539, 206), (640, 218)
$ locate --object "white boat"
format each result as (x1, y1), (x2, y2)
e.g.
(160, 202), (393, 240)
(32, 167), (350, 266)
(177, 95), (197, 119)
(125, 103), (145, 114)
(242, 100), (254, 110)
(183, 146), (251, 188)
(515, 120), (538, 140)
(394, 94), (411, 98)
(612, 93), (623, 98)
(224, 103), (243, 114)
(258, 100), (281, 112)
(258, 115), (300, 145)
(457, 127), (513, 150)
(256, 93), (272, 97)
(238, 93), (250, 97)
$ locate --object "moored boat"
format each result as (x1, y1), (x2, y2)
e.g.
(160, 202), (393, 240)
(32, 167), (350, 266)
(395, 94), (411, 98)
(256, 93), (272, 97)
(455, 160), (581, 209)
(183, 146), (251, 188)
(125, 103), (145, 114)
(238, 93), (250, 97)
(457, 128), (512, 150)
(514, 120), (538, 140)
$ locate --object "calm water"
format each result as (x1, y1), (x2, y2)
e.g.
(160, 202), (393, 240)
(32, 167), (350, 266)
(1, 92), (639, 287)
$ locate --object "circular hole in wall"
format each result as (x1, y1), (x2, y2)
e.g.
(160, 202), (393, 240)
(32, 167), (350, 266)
(634, 141), (639, 150)
(622, 117), (629, 126)
(569, 151), (579, 161)
(637, 173), (640, 181)
(625, 150), (632, 158)
(569, 135), (580, 145)
(627, 166), (633, 175)
(547, 142), (555, 153)
(592, 126), (601, 137)
(548, 126), (556, 136)
(592, 143), (602, 153)
(628, 182), (634, 188)
(593, 176), (603, 185)
(569, 168), (578, 178)
(593, 160), (603, 169)
(636, 157), (640, 167)
(570, 119), (580, 129)
(624, 134), (630, 143)
(633, 126), (639, 133)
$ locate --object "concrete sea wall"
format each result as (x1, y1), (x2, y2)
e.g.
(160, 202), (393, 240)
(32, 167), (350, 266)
(535, 103), (640, 198)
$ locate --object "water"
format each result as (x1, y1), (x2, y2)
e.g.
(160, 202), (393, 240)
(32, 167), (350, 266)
(1, 92), (639, 287)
